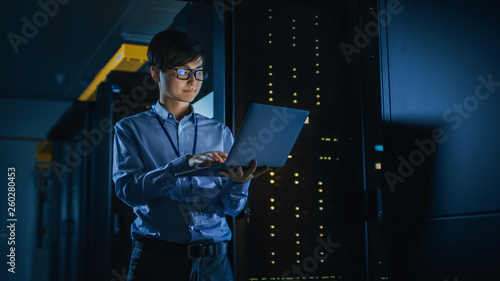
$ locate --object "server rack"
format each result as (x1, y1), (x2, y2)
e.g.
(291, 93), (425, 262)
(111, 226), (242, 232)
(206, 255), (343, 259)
(231, 0), (386, 280)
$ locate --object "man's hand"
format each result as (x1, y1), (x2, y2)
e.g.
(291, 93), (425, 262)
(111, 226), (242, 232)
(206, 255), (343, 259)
(219, 160), (269, 183)
(187, 151), (227, 168)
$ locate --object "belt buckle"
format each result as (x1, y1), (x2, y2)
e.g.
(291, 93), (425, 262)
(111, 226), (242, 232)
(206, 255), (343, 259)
(187, 244), (201, 259)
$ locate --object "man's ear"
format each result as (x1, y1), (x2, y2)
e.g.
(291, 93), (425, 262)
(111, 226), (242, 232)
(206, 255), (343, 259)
(150, 66), (161, 83)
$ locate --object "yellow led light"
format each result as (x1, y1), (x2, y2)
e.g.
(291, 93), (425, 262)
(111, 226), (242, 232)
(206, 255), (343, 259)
(268, 41), (272, 44)
(270, 224), (275, 228)
(295, 233), (300, 237)
(295, 214), (300, 218)
(295, 206), (300, 211)
(315, 63), (319, 66)
(269, 9), (272, 12)
(271, 260), (275, 264)
(296, 241), (300, 244)
(316, 70), (320, 74)
(320, 259), (324, 263)
(271, 252), (275, 255)
(316, 47), (319, 50)
(292, 75), (297, 78)
(319, 225), (324, 229)
(294, 180), (299, 184)
(269, 98), (273, 102)
(294, 173), (299, 177)
(292, 36), (296, 39)
(319, 207), (324, 211)
(270, 198), (275, 202)
(270, 206), (275, 210)
(315, 39), (319, 42)
(320, 252), (324, 255)
(270, 179), (275, 184)
(318, 189), (323, 193)
(316, 87), (320, 91)
(375, 162), (382, 170)
(319, 233), (324, 237)
(315, 53), (319, 57)
(318, 181), (323, 185)
(270, 171), (275, 176)
(333, 138), (339, 142)
(315, 22), (319, 26)
(292, 68), (297, 71)
(292, 43), (296, 47)
(319, 199), (323, 203)
(292, 26), (296, 29)
(269, 16), (272, 19)
(296, 260), (300, 263)
(293, 100), (297, 103)
(319, 156), (323, 160)
(288, 155), (292, 159)
(269, 83), (273, 86)
(270, 233), (275, 237)
(269, 90), (273, 94)
(269, 65), (273, 68)
(296, 252), (300, 255)
(293, 92), (298, 96)
(268, 33), (272, 37)
(316, 101), (321, 105)
(292, 19), (296, 22)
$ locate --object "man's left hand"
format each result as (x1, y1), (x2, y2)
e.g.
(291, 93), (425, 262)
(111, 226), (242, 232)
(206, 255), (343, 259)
(219, 160), (269, 183)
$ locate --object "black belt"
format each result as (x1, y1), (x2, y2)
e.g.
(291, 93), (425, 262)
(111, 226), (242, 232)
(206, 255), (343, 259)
(135, 238), (228, 259)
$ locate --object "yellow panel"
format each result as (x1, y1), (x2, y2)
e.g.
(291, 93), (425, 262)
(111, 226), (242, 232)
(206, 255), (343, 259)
(36, 140), (53, 169)
(78, 44), (148, 101)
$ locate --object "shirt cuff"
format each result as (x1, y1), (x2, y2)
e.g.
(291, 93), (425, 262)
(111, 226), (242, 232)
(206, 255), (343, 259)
(167, 155), (191, 176)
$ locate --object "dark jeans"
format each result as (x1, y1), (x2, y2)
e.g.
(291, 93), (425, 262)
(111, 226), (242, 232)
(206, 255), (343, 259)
(127, 240), (234, 281)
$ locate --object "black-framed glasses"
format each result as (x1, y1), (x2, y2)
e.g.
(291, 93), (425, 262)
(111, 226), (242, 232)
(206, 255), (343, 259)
(162, 67), (209, 81)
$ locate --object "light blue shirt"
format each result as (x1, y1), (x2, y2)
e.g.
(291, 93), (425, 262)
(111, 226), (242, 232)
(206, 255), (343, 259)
(113, 101), (250, 244)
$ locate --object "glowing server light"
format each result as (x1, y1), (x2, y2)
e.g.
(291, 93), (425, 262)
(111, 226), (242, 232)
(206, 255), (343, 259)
(269, 82), (273, 86)
(296, 252), (300, 255)
(270, 179), (275, 184)
(269, 97), (273, 102)
(295, 206), (300, 211)
(318, 181), (323, 185)
(294, 173), (299, 177)
(270, 225), (275, 229)
(296, 260), (301, 263)
(270, 171), (275, 176)
(295, 233), (300, 237)
(270, 233), (275, 237)
(271, 252), (275, 256)
(270, 198), (275, 202)
(295, 214), (300, 218)
(293, 100), (298, 104)
(270, 206), (275, 210)
(375, 162), (382, 170)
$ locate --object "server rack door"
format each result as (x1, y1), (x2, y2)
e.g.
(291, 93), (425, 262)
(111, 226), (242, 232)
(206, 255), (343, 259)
(232, 0), (385, 280)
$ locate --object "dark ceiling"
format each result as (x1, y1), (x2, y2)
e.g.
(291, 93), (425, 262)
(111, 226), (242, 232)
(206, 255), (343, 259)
(1, 0), (187, 101)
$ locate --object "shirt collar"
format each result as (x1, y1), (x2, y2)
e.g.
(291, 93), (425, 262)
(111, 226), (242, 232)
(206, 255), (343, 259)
(153, 101), (196, 123)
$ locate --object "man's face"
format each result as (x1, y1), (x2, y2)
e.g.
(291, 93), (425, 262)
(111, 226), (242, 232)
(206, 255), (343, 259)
(152, 57), (204, 103)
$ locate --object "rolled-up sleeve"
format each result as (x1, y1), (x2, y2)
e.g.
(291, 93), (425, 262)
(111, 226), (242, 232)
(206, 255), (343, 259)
(113, 123), (190, 207)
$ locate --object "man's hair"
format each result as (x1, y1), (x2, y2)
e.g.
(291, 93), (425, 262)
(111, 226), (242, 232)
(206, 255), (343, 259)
(147, 29), (205, 69)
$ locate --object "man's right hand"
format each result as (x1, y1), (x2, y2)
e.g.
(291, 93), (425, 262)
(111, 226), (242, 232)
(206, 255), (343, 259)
(186, 151), (227, 168)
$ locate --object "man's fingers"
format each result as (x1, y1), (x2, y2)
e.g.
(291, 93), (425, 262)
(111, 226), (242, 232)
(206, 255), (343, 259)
(253, 166), (269, 178)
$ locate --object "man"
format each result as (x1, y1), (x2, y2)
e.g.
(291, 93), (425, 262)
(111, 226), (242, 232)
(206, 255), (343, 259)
(113, 29), (268, 281)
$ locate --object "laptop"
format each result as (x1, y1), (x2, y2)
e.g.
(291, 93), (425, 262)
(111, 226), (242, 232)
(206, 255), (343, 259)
(175, 103), (309, 177)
